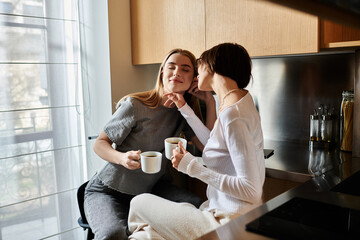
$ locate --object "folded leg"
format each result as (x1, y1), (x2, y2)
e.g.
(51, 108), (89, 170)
(128, 193), (221, 240)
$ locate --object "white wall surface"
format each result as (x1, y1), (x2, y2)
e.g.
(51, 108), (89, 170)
(78, 0), (113, 178)
(108, 0), (159, 112)
(79, 0), (162, 178)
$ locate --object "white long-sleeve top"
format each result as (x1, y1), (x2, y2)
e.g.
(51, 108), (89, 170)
(178, 92), (265, 214)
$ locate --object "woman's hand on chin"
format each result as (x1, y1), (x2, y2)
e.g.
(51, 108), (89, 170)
(163, 92), (186, 109)
(188, 79), (213, 102)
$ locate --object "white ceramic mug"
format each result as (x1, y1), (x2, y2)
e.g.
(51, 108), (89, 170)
(140, 151), (162, 174)
(164, 137), (187, 159)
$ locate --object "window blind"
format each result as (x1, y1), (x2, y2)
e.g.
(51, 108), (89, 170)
(0, 0), (85, 239)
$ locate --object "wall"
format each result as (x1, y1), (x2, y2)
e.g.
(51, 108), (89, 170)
(79, 0), (160, 179)
(248, 53), (354, 146)
(79, 0), (113, 178)
(108, 0), (159, 112)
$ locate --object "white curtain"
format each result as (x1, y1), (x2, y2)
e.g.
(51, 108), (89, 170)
(0, 0), (86, 239)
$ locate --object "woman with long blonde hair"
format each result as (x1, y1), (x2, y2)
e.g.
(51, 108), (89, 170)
(84, 48), (216, 239)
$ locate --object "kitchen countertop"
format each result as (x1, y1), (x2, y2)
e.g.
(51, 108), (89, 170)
(264, 140), (352, 183)
(197, 145), (360, 239)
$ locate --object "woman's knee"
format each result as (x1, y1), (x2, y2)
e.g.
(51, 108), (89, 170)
(129, 193), (163, 225)
(130, 193), (154, 210)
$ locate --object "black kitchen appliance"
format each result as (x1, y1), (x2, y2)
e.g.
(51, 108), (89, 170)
(331, 170), (360, 197)
(246, 197), (360, 239)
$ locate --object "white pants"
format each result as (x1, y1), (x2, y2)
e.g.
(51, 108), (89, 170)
(128, 193), (239, 240)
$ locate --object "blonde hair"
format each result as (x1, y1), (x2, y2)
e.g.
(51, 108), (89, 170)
(117, 48), (198, 109)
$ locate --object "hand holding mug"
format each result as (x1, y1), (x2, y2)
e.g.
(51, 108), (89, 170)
(164, 137), (187, 159)
(171, 141), (188, 170)
(120, 150), (141, 170)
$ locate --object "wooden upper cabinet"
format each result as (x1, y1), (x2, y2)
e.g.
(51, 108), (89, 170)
(320, 19), (360, 48)
(130, 0), (205, 65)
(205, 0), (319, 57)
(130, 0), (360, 65)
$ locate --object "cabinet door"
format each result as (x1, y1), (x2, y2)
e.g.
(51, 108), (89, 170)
(262, 177), (300, 202)
(205, 0), (319, 57)
(131, 0), (205, 65)
(320, 19), (360, 48)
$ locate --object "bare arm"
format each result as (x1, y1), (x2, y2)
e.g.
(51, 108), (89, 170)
(93, 130), (141, 170)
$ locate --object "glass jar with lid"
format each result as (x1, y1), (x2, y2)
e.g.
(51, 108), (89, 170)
(340, 90), (354, 152)
(321, 114), (333, 142)
(310, 109), (319, 141)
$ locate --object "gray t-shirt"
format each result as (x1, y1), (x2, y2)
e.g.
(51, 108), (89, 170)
(96, 97), (195, 195)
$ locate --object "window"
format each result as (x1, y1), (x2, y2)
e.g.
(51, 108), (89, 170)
(0, 0), (85, 239)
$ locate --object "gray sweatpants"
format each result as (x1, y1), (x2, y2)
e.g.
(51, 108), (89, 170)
(84, 177), (204, 240)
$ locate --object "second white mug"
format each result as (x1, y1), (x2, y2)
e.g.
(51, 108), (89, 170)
(164, 137), (187, 159)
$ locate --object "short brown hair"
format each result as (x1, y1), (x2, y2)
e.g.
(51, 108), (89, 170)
(197, 43), (252, 88)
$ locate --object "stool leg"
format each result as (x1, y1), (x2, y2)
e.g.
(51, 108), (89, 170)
(87, 229), (94, 240)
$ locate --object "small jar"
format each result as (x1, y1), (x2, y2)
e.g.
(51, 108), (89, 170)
(310, 112), (319, 141)
(321, 114), (332, 142)
(340, 90), (354, 152)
